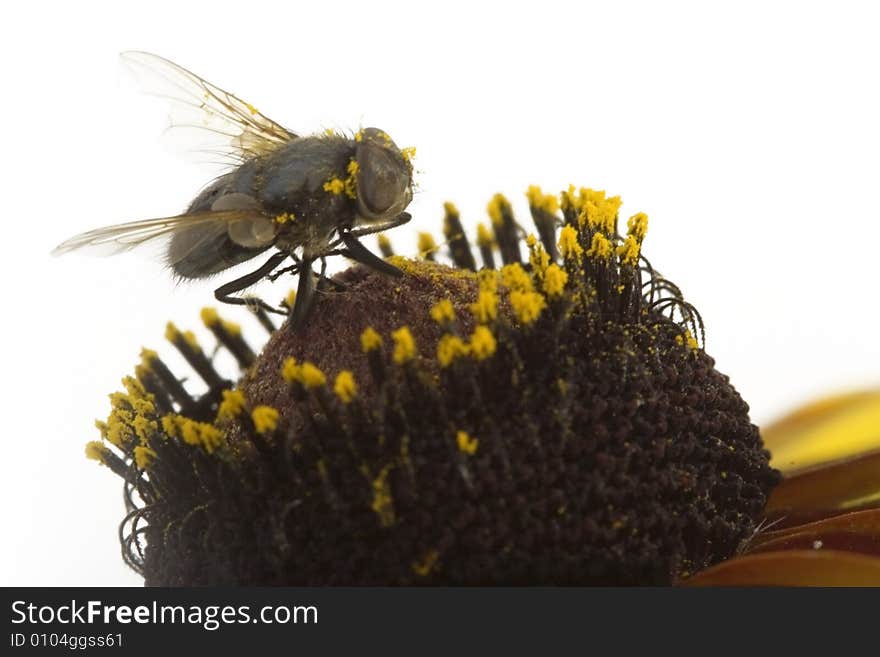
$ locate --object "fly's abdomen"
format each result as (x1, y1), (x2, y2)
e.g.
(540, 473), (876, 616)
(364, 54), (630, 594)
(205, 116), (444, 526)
(168, 224), (271, 279)
(170, 172), (271, 279)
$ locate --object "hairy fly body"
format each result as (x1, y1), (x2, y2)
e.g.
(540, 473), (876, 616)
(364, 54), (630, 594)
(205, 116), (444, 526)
(53, 52), (415, 332)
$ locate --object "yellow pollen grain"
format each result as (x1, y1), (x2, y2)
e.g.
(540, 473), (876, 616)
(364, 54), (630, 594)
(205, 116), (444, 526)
(94, 419), (109, 440)
(134, 445), (156, 469)
(470, 289), (498, 324)
(531, 245), (551, 277)
(470, 325), (497, 360)
(437, 334), (470, 368)
(675, 333), (699, 351)
(510, 290), (547, 325)
(182, 330), (200, 352)
(131, 415), (158, 443)
(275, 211), (295, 224)
(333, 371), (357, 403)
(587, 233), (614, 260)
(580, 187), (606, 207)
(122, 376), (148, 398)
(370, 465), (396, 527)
(478, 269), (499, 293)
(85, 441), (109, 464)
(542, 264), (568, 298)
(392, 327), (416, 364)
(344, 158), (359, 199)
(360, 327), (383, 353)
(323, 177), (345, 195)
(430, 299), (456, 325)
(526, 185), (559, 214)
(163, 415), (224, 453)
(281, 357), (300, 383)
(139, 348), (158, 370)
(417, 232), (438, 257)
(456, 430), (479, 455)
(200, 307), (220, 327)
(285, 289), (297, 309)
(412, 550), (439, 577)
(217, 389), (246, 422)
(486, 193), (510, 226)
(252, 406), (280, 434)
(617, 235), (641, 266)
(164, 321), (181, 342)
(401, 146), (416, 163)
(627, 212), (649, 241)
(500, 263), (533, 292)
(298, 362), (327, 389)
(557, 225), (583, 261)
(161, 415), (179, 438)
(476, 222), (494, 248)
(221, 318), (242, 337)
(560, 184), (581, 213)
(245, 102), (259, 115)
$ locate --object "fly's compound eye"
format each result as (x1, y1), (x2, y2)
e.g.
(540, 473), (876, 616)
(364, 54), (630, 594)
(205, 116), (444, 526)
(355, 129), (413, 220)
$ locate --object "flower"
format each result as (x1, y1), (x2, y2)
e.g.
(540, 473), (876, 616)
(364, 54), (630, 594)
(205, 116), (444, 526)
(85, 185), (880, 585)
(682, 391), (880, 585)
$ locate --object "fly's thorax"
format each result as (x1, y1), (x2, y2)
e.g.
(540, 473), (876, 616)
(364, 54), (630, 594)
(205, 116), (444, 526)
(255, 135), (357, 207)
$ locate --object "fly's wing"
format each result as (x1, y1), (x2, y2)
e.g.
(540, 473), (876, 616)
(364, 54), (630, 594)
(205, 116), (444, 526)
(51, 210), (277, 269)
(120, 51), (297, 167)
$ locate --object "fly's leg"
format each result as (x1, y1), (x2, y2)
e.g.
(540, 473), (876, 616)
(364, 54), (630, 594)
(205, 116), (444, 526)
(267, 263), (300, 282)
(288, 257), (317, 333)
(348, 212), (412, 238)
(339, 231), (404, 277)
(214, 251), (290, 315)
(314, 256), (349, 293)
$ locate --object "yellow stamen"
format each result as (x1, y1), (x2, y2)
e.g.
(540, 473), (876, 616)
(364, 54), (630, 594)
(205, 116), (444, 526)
(510, 291), (547, 325)
(456, 430), (479, 455)
(333, 371), (357, 403)
(392, 327), (416, 364)
(361, 327), (383, 353)
(251, 406), (280, 434)
(437, 334), (470, 367)
(486, 193), (511, 227)
(558, 225), (583, 261)
(134, 445), (156, 469)
(586, 233), (614, 260)
(542, 264), (569, 298)
(525, 185), (560, 214)
(476, 222), (494, 248)
(430, 299), (456, 325)
(217, 389), (246, 422)
(500, 263), (533, 292)
(470, 325), (497, 360)
(470, 289), (498, 324)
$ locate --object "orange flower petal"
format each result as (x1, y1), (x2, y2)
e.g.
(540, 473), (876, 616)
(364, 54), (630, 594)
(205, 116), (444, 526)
(681, 550), (880, 586)
(766, 449), (880, 514)
(746, 508), (880, 557)
(762, 389), (880, 474)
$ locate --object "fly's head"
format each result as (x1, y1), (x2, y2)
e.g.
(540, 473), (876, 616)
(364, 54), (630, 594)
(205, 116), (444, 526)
(353, 127), (414, 224)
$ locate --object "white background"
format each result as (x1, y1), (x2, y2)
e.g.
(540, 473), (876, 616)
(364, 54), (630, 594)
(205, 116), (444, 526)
(2, 0), (878, 586)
